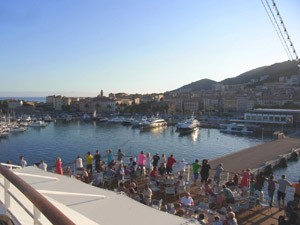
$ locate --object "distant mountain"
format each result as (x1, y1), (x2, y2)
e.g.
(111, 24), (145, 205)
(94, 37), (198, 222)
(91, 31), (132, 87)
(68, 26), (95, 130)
(221, 60), (299, 85)
(171, 60), (299, 92)
(172, 79), (217, 92)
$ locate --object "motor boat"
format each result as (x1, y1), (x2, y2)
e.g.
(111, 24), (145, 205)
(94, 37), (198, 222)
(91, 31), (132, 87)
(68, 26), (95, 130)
(139, 118), (167, 129)
(219, 123), (253, 134)
(176, 117), (200, 133)
(29, 120), (48, 127)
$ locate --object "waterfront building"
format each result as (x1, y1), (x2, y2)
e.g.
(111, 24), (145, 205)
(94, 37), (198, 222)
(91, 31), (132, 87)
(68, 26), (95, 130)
(244, 108), (300, 127)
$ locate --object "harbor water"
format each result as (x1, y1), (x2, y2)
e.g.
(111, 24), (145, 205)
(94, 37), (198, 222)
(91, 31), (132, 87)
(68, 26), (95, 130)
(0, 120), (274, 165)
(1, 120), (299, 200)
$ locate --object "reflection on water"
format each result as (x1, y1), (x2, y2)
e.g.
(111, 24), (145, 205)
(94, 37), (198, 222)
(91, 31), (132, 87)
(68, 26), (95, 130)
(178, 127), (200, 142)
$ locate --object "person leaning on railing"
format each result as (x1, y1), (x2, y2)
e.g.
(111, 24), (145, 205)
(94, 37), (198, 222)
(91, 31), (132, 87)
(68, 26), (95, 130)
(292, 179), (300, 200)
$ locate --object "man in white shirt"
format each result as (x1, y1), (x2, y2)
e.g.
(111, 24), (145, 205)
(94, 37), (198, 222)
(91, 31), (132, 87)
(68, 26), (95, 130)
(39, 160), (48, 171)
(75, 155), (83, 171)
(19, 156), (27, 167)
(180, 192), (194, 207)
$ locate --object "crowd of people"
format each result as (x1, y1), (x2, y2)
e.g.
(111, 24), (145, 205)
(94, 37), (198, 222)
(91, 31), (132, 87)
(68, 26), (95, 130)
(9, 150), (300, 225)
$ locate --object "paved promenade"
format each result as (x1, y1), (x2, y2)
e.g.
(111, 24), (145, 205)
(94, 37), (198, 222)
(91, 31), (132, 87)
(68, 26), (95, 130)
(209, 135), (300, 174)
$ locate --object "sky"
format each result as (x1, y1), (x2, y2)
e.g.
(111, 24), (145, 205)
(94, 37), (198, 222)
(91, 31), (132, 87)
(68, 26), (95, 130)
(0, 0), (299, 97)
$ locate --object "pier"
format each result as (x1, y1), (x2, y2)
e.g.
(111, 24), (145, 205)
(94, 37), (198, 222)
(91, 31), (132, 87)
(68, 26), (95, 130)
(209, 133), (300, 174)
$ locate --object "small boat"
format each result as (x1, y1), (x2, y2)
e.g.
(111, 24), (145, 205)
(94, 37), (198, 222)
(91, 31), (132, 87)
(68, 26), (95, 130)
(176, 116), (200, 134)
(9, 125), (27, 132)
(43, 115), (52, 122)
(219, 123), (253, 134)
(29, 121), (48, 127)
(82, 113), (91, 121)
(107, 116), (126, 123)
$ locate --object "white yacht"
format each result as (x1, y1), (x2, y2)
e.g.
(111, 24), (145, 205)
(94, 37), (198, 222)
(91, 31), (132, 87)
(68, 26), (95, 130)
(139, 118), (167, 129)
(176, 116), (200, 133)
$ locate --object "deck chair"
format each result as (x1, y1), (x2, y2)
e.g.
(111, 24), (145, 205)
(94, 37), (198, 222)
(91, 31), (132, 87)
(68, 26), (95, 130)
(151, 199), (163, 210)
(177, 185), (186, 198)
(165, 186), (176, 200)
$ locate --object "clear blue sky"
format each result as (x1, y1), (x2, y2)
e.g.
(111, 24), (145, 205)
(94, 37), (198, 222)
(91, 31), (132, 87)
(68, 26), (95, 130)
(1, 0), (299, 97)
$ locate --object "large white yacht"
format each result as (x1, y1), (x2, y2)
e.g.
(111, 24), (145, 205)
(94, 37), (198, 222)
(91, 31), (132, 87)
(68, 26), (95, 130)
(176, 116), (200, 133)
(139, 118), (167, 129)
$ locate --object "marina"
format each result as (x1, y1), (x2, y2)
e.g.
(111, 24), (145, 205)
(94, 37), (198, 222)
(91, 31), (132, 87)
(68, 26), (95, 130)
(1, 119), (300, 225)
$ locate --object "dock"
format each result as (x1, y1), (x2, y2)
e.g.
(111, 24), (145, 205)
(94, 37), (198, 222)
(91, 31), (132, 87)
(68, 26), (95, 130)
(209, 134), (300, 174)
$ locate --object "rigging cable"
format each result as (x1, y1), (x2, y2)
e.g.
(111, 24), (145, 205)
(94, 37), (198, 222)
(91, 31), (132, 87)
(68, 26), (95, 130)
(260, 0), (292, 60)
(271, 0), (299, 61)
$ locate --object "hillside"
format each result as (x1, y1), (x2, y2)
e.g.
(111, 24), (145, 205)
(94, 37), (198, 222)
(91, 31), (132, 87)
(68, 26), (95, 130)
(172, 60), (299, 91)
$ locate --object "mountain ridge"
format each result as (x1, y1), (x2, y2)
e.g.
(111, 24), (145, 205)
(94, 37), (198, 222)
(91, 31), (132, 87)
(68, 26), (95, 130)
(171, 60), (299, 92)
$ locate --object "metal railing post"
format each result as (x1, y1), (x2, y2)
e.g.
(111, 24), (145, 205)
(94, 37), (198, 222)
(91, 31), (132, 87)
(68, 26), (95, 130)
(33, 206), (41, 225)
(4, 177), (10, 210)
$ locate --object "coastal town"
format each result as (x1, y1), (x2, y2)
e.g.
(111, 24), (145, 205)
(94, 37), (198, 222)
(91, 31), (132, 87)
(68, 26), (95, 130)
(1, 69), (300, 224)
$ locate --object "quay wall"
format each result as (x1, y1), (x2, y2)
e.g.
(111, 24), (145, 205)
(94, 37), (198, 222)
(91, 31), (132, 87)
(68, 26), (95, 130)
(208, 133), (300, 175)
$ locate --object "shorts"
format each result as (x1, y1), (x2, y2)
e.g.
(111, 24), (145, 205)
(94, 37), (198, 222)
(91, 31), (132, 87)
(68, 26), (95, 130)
(194, 173), (199, 180)
(277, 190), (286, 201)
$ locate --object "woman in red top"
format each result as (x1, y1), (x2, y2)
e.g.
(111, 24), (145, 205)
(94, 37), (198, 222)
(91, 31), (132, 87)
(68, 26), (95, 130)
(55, 157), (63, 175)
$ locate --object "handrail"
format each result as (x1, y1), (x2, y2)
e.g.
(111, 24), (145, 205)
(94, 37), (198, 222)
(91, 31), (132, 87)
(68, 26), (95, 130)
(0, 164), (75, 225)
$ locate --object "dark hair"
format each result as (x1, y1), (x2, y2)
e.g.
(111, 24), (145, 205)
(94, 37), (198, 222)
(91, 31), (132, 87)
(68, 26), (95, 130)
(198, 213), (205, 220)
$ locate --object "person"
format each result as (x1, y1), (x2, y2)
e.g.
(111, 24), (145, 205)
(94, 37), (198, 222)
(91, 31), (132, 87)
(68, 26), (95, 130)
(117, 149), (125, 162)
(180, 192), (194, 207)
(197, 213), (207, 225)
(158, 153), (167, 166)
(94, 150), (101, 170)
(166, 154), (176, 174)
(128, 157), (137, 176)
(192, 159), (201, 185)
(204, 178), (215, 196)
(142, 184), (152, 205)
(64, 166), (72, 176)
(285, 199), (300, 223)
(223, 211), (238, 225)
(55, 157), (63, 175)
(158, 163), (167, 177)
(214, 163), (224, 186)
(149, 166), (159, 180)
(292, 179), (300, 200)
(213, 215), (223, 225)
(267, 175), (277, 207)
(85, 151), (93, 174)
(116, 164), (125, 183)
(178, 158), (187, 175)
(106, 149), (114, 165)
(38, 160), (47, 171)
(200, 159), (211, 183)
(277, 174), (293, 209)
(145, 152), (152, 175)
(19, 156), (27, 167)
(137, 151), (146, 175)
(152, 152), (160, 168)
(92, 168), (104, 187)
(240, 168), (251, 192)
(222, 184), (235, 204)
(249, 177), (256, 196)
(74, 155), (83, 171)
(81, 168), (89, 183)
(255, 171), (267, 191)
